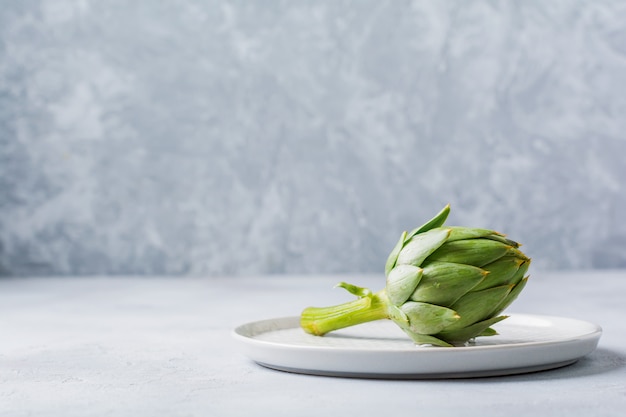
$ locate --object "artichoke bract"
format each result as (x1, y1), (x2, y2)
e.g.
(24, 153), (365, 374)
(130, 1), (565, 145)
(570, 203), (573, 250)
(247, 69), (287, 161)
(300, 205), (531, 347)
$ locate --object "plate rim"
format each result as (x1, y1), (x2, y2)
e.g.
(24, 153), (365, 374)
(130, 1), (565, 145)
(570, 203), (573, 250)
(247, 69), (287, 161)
(232, 313), (602, 378)
(233, 313), (602, 352)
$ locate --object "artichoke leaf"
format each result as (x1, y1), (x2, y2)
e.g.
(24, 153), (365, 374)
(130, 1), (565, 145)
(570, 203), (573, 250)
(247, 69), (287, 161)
(386, 264), (423, 306)
(446, 227), (500, 242)
(489, 276), (529, 318)
(396, 228), (451, 268)
(437, 315), (508, 345)
(406, 204), (450, 240)
(401, 301), (460, 335)
(445, 285), (512, 331)
(405, 332), (453, 348)
(410, 261), (487, 307)
(385, 231), (407, 276)
(472, 256), (524, 291)
(424, 239), (510, 267)
(335, 282), (372, 299)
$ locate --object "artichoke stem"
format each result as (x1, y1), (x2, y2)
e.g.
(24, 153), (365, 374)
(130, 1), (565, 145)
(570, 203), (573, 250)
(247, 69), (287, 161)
(301, 290), (390, 335)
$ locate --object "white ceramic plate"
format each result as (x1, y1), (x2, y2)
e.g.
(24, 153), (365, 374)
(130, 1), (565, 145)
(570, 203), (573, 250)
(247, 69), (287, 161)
(233, 314), (601, 379)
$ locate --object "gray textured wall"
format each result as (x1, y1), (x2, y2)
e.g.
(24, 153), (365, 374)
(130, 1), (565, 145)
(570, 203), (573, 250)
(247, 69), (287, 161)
(1, 0), (626, 277)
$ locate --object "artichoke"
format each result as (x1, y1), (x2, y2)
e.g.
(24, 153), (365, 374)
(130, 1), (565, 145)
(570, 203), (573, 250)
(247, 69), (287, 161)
(300, 205), (530, 347)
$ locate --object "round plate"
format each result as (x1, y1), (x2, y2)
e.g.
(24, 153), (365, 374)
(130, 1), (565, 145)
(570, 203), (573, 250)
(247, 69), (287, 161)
(233, 314), (602, 379)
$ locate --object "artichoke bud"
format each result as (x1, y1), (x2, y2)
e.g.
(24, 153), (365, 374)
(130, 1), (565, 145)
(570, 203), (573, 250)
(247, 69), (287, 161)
(301, 205), (531, 348)
(383, 207), (532, 346)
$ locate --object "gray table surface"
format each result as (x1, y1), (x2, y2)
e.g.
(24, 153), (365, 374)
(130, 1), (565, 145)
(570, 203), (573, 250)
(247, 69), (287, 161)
(1, 271), (625, 417)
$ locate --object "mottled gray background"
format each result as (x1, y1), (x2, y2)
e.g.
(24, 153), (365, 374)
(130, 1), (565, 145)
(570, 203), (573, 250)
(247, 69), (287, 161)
(1, 0), (625, 277)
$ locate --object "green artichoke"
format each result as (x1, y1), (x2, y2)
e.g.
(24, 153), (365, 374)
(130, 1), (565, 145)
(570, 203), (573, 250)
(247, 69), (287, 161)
(300, 205), (530, 347)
